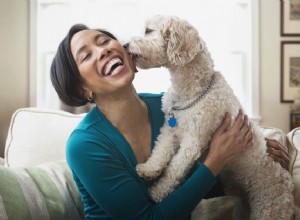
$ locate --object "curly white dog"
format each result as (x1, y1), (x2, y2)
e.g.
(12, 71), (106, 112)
(127, 15), (298, 220)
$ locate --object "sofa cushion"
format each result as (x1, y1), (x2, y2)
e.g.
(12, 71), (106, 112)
(4, 108), (85, 167)
(286, 127), (300, 215)
(0, 160), (84, 220)
(287, 127), (300, 183)
(259, 126), (296, 173)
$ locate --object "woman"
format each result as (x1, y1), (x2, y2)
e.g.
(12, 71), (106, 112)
(50, 24), (289, 220)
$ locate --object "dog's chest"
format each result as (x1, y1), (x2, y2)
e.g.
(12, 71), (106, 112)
(162, 90), (215, 125)
(161, 76), (242, 139)
(162, 74), (241, 126)
(163, 102), (204, 135)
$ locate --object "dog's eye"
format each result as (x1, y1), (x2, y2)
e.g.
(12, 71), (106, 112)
(145, 28), (153, 34)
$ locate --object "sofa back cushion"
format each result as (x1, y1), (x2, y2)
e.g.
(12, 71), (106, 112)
(4, 108), (85, 167)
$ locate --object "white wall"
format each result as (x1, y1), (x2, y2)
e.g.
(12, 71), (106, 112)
(259, 0), (300, 133)
(0, 0), (298, 157)
(0, 0), (29, 157)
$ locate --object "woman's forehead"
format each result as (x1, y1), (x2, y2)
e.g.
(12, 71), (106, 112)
(70, 30), (107, 54)
(72, 29), (105, 44)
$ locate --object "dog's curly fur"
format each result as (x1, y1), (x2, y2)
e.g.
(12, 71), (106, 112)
(128, 15), (298, 220)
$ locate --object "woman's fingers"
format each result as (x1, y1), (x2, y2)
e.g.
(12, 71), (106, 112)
(229, 110), (253, 149)
(215, 113), (232, 135)
(231, 110), (246, 133)
(216, 110), (248, 137)
(244, 123), (254, 146)
(266, 138), (290, 171)
(267, 151), (289, 171)
(266, 138), (289, 158)
(214, 110), (253, 151)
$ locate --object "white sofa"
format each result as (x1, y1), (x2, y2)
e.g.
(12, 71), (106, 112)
(0, 108), (299, 220)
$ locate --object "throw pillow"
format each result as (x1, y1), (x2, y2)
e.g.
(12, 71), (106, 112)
(0, 160), (84, 220)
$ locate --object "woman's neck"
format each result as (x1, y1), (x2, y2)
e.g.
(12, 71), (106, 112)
(94, 86), (147, 130)
(95, 86), (151, 163)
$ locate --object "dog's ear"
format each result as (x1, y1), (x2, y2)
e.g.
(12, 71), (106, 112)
(163, 18), (202, 66)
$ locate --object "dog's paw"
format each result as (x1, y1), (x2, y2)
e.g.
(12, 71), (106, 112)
(149, 186), (164, 203)
(136, 163), (163, 180)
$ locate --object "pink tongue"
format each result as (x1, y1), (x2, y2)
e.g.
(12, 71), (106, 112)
(109, 65), (122, 77)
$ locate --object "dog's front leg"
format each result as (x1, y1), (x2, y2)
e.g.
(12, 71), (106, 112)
(136, 124), (179, 180)
(149, 131), (208, 202)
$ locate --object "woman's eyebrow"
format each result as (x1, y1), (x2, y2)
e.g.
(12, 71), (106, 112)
(75, 33), (106, 61)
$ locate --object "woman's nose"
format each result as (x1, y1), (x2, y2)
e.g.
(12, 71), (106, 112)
(97, 47), (111, 60)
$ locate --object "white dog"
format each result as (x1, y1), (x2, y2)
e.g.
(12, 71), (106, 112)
(127, 15), (299, 220)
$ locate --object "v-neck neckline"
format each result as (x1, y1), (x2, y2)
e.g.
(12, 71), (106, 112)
(96, 95), (154, 166)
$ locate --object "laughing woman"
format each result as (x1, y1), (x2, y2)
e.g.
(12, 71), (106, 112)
(50, 24), (289, 220)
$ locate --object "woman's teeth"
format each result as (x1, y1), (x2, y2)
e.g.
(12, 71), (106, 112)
(103, 58), (123, 76)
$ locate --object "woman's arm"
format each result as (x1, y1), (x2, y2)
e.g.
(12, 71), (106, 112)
(67, 131), (217, 220)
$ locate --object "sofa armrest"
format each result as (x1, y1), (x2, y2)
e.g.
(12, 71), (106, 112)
(0, 157), (4, 166)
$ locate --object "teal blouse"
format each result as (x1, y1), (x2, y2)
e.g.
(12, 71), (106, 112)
(66, 93), (223, 220)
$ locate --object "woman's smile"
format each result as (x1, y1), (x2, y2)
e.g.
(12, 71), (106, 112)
(101, 56), (124, 77)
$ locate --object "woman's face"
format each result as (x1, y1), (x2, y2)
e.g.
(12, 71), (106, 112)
(70, 29), (136, 99)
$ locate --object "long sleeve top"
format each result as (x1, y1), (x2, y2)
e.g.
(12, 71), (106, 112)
(66, 93), (224, 220)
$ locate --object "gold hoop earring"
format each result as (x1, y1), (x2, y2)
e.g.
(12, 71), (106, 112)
(87, 97), (94, 103)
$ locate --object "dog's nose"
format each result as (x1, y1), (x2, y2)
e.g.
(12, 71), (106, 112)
(123, 43), (130, 51)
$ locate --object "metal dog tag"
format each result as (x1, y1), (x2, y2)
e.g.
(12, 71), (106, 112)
(168, 113), (177, 128)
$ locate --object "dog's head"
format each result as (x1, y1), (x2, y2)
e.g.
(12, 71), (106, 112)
(127, 15), (203, 69)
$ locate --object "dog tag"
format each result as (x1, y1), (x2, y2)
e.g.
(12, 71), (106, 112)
(168, 113), (177, 128)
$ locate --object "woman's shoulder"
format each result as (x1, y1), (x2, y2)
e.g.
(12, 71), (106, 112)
(138, 92), (164, 100)
(138, 92), (164, 108)
(66, 109), (116, 159)
(75, 106), (102, 129)
(67, 107), (107, 146)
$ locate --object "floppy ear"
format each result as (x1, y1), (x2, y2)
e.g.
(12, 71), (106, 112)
(163, 18), (202, 66)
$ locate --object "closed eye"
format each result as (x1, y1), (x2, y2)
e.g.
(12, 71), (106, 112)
(81, 53), (91, 63)
(145, 28), (153, 35)
(100, 38), (111, 45)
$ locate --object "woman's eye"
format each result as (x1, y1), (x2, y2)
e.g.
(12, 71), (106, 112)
(100, 38), (111, 45)
(81, 53), (91, 63)
(145, 28), (153, 34)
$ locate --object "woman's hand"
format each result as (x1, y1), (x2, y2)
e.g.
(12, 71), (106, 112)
(204, 110), (254, 176)
(266, 138), (290, 171)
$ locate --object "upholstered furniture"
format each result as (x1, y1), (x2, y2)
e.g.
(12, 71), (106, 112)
(0, 108), (85, 220)
(0, 108), (299, 220)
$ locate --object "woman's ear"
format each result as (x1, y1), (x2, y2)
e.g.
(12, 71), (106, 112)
(82, 87), (93, 102)
(164, 17), (201, 66)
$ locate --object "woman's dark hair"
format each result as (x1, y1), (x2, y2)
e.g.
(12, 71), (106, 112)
(50, 24), (117, 106)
